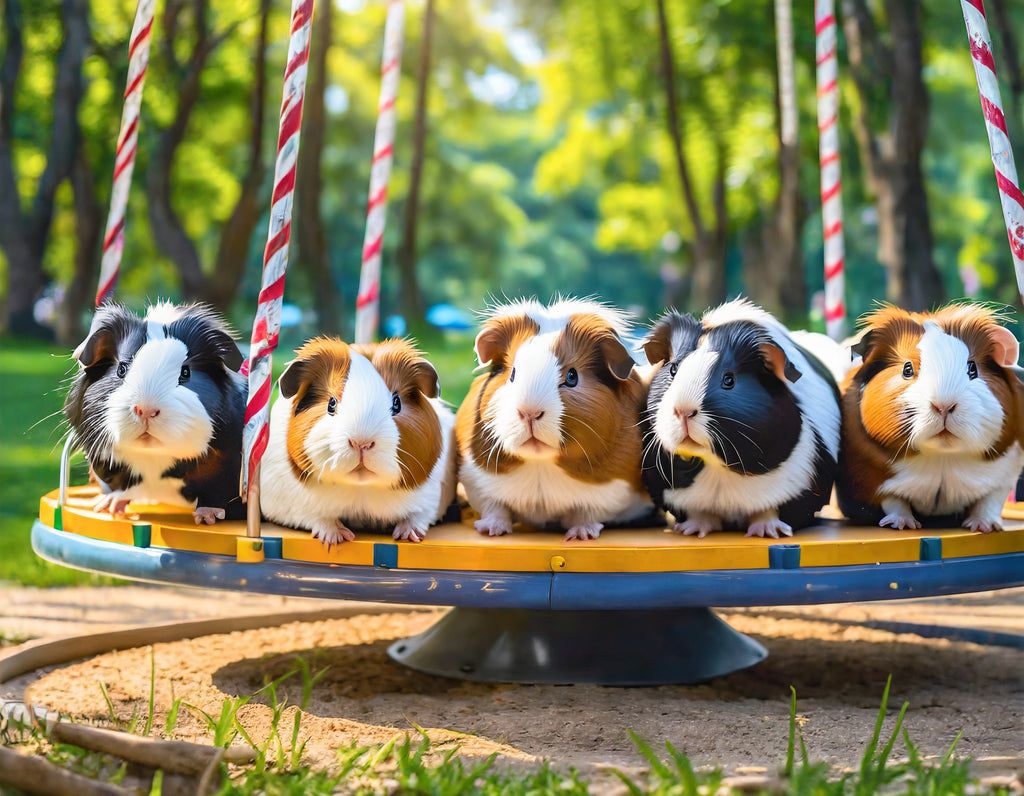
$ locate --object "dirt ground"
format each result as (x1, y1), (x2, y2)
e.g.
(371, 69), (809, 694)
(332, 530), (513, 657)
(4, 585), (1022, 787)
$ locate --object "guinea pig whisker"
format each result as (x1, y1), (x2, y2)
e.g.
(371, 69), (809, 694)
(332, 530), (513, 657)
(562, 429), (594, 472)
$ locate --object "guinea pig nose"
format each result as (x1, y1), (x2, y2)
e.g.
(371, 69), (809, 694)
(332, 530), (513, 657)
(348, 439), (376, 452)
(931, 402), (957, 419)
(517, 409), (545, 422)
(133, 405), (160, 419)
(673, 406), (698, 420)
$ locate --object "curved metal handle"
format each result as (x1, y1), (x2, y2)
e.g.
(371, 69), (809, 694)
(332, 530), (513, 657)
(59, 432), (80, 506)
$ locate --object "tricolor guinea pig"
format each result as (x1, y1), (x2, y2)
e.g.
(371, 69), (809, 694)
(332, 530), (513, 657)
(837, 304), (1024, 532)
(259, 337), (456, 546)
(455, 298), (654, 541)
(63, 302), (247, 524)
(641, 299), (841, 538)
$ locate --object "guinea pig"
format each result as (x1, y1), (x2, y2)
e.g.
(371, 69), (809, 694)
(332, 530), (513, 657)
(641, 299), (841, 538)
(259, 337), (456, 546)
(63, 302), (247, 524)
(837, 303), (1024, 532)
(455, 298), (654, 541)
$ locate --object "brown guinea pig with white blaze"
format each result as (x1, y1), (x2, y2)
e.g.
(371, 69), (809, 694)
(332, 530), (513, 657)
(258, 338), (456, 545)
(837, 304), (1024, 532)
(455, 298), (654, 541)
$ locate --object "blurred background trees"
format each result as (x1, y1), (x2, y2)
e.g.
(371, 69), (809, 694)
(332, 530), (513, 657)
(0, 0), (1022, 346)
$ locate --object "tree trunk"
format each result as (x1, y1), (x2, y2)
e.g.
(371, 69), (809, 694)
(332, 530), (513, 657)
(57, 143), (103, 346)
(208, 0), (272, 312)
(397, 0), (435, 339)
(0, 0), (90, 337)
(843, 0), (944, 310)
(655, 0), (726, 312)
(746, 0), (806, 322)
(294, 0), (343, 334)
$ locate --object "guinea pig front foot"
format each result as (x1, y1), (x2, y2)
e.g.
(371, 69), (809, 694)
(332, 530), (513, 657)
(563, 521), (603, 542)
(672, 511), (721, 538)
(393, 520), (427, 542)
(193, 507), (226, 525)
(878, 498), (921, 531)
(745, 510), (793, 539)
(474, 515), (514, 537)
(92, 491), (132, 517)
(962, 514), (1003, 534)
(311, 518), (356, 548)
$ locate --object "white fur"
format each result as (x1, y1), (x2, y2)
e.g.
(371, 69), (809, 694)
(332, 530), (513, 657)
(260, 351), (456, 542)
(459, 451), (652, 531)
(486, 336), (565, 457)
(481, 298), (633, 360)
(902, 322), (1004, 455)
(102, 337), (213, 509)
(653, 347), (717, 456)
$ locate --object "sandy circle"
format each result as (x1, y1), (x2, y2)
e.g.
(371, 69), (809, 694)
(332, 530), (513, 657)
(22, 602), (1024, 783)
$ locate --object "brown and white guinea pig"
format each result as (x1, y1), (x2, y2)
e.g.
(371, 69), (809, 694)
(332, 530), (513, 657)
(641, 299), (841, 539)
(259, 337), (456, 546)
(837, 304), (1024, 533)
(454, 298), (654, 541)
(63, 302), (247, 524)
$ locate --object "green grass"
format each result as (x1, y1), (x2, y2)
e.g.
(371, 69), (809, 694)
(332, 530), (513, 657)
(0, 674), (1009, 795)
(0, 333), (477, 588)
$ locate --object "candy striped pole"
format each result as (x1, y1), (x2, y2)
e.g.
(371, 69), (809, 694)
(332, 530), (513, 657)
(815, 0), (846, 340)
(354, 0), (405, 345)
(95, 0), (156, 306)
(242, 0), (314, 537)
(961, 0), (1024, 299)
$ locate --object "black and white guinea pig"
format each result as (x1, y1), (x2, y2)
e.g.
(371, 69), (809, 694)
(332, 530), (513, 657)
(837, 304), (1024, 532)
(641, 299), (841, 538)
(455, 298), (654, 541)
(259, 337), (457, 546)
(64, 302), (247, 524)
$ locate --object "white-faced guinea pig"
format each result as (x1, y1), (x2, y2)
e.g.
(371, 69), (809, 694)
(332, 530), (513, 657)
(259, 337), (457, 546)
(837, 303), (1024, 532)
(64, 302), (247, 524)
(641, 299), (841, 539)
(455, 298), (654, 542)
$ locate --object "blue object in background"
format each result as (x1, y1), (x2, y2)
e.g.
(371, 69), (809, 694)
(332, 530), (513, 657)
(384, 315), (407, 337)
(426, 303), (473, 330)
(280, 303), (303, 327)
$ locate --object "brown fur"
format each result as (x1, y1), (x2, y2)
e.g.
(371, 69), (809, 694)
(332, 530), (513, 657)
(455, 311), (648, 492)
(356, 340), (442, 490)
(839, 304), (1024, 512)
(281, 337), (442, 489)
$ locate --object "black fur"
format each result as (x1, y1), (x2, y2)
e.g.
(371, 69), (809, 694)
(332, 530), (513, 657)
(64, 303), (247, 519)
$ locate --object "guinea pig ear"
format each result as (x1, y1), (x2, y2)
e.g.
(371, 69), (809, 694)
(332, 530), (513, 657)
(221, 339), (245, 372)
(277, 358), (309, 400)
(643, 319), (674, 366)
(601, 334), (638, 380)
(410, 359), (441, 399)
(988, 324), (1021, 368)
(474, 325), (505, 368)
(73, 325), (118, 368)
(760, 341), (802, 383)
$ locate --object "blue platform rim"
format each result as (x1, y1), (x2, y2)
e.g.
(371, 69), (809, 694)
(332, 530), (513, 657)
(31, 520), (1024, 610)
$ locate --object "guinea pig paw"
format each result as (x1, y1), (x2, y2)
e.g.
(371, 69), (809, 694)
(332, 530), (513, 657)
(474, 517), (514, 537)
(962, 514), (1002, 534)
(563, 522), (603, 542)
(673, 518), (720, 538)
(93, 492), (131, 516)
(745, 518), (793, 539)
(393, 521), (426, 542)
(312, 518), (356, 548)
(193, 507), (226, 525)
(879, 513), (921, 531)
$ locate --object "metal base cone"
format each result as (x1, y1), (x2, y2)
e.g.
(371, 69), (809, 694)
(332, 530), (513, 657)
(387, 607), (767, 686)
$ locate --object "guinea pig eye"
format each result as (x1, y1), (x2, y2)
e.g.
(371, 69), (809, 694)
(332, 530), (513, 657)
(116, 361), (128, 379)
(327, 396), (337, 415)
(902, 362), (915, 379)
(669, 362), (678, 377)
(391, 393), (402, 415)
(562, 367), (579, 388)
(509, 367), (516, 383)
(721, 372), (735, 390)
(967, 360), (978, 380)
(178, 364), (191, 385)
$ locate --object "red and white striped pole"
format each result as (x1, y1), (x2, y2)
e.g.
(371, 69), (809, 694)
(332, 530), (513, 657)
(354, 0), (405, 345)
(242, 0), (314, 538)
(815, 0), (846, 341)
(95, 0), (156, 306)
(961, 0), (1024, 299)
